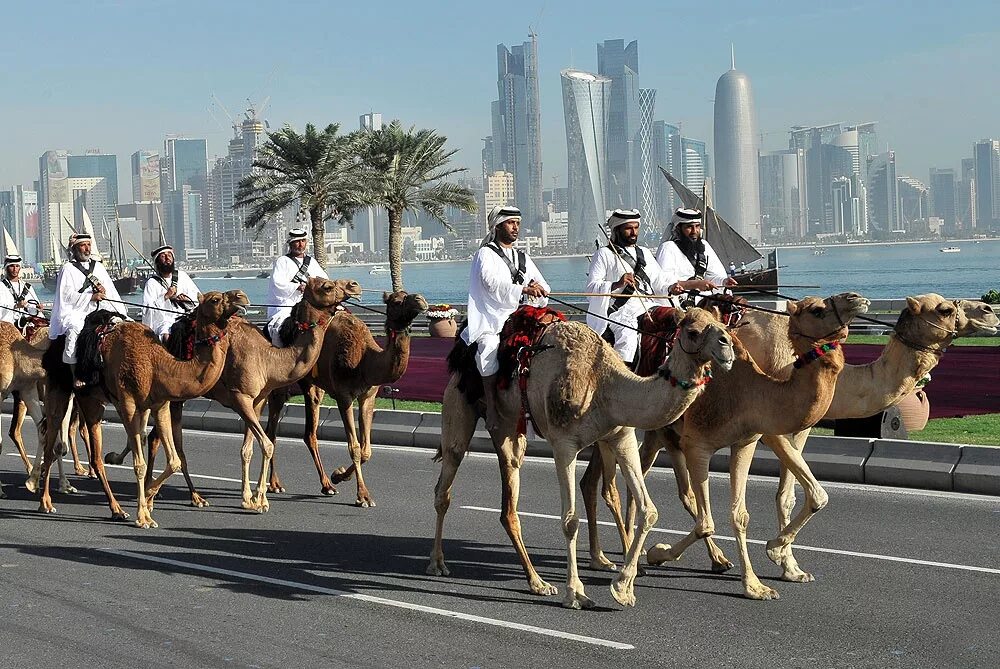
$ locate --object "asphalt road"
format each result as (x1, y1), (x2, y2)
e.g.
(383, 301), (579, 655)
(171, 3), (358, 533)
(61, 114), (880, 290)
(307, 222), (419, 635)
(2, 423), (998, 668)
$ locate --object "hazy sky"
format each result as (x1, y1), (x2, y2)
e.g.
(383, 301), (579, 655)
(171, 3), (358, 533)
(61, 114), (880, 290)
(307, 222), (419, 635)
(1, 0), (998, 200)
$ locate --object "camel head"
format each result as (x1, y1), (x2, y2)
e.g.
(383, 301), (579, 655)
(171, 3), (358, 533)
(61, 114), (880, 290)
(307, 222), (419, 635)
(224, 289), (251, 319)
(194, 291), (228, 327)
(784, 292), (870, 353)
(954, 299), (999, 336)
(383, 290), (430, 332)
(894, 294), (962, 351)
(304, 277), (363, 311)
(674, 307), (735, 372)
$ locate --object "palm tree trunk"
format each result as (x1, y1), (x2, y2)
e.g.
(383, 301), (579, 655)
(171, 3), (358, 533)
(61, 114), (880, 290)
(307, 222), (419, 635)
(310, 206), (328, 267)
(388, 206), (404, 292)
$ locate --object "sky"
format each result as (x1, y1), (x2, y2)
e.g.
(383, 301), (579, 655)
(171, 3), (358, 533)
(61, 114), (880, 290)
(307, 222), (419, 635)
(1, 0), (998, 200)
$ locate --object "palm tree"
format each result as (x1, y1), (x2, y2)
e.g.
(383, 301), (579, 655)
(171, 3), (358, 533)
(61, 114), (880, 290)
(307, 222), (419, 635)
(236, 123), (365, 267)
(360, 121), (477, 292)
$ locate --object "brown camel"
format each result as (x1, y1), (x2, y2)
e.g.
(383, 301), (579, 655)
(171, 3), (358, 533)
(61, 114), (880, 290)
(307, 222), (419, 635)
(706, 294), (999, 582)
(427, 307), (735, 608)
(264, 290), (428, 506)
(34, 290), (246, 527)
(129, 278), (362, 511)
(643, 293), (870, 600)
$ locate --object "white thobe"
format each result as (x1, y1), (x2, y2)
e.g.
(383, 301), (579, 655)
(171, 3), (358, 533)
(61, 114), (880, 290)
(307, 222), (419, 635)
(655, 239), (729, 300)
(585, 245), (672, 363)
(266, 253), (329, 346)
(0, 279), (40, 324)
(461, 244), (549, 376)
(48, 260), (127, 364)
(142, 270), (201, 339)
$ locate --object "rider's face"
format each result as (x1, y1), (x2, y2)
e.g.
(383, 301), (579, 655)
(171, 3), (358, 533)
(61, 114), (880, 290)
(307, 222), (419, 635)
(6, 264), (20, 280)
(615, 220), (640, 246)
(680, 222), (703, 241)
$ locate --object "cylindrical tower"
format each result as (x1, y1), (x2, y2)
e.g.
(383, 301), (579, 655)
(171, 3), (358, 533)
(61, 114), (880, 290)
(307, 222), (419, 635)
(713, 61), (761, 242)
(561, 69), (611, 249)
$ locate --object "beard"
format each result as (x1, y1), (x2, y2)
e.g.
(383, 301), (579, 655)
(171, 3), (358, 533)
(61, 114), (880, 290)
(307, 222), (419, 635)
(156, 259), (175, 274)
(72, 251), (91, 262)
(672, 231), (705, 257)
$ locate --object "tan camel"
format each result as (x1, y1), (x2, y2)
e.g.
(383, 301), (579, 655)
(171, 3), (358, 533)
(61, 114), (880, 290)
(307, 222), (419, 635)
(643, 293), (870, 599)
(130, 278), (362, 511)
(264, 290), (428, 506)
(427, 307), (735, 608)
(34, 290), (246, 527)
(709, 294), (999, 581)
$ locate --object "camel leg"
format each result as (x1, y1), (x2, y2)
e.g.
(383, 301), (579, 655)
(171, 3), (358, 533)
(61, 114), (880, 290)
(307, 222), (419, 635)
(145, 403), (184, 515)
(730, 440), (780, 600)
(302, 385), (338, 496)
(350, 387), (378, 507)
(78, 394), (129, 521)
(67, 407), (93, 478)
(497, 429), (558, 596)
(550, 442), (592, 609)
(232, 395), (273, 513)
(333, 396), (371, 506)
(580, 448), (617, 571)
(264, 388), (287, 493)
(8, 390), (32, 472)
(764, 432), (829, 583)
(120, 400), (157, 529)
(35, 391), (75, 513)
(646, 444), (715, 567)
(427, 378), (477, 580)
(764, 430), (812, 582)
(608, 429), (658, 607)
(170, 400), (208, 507)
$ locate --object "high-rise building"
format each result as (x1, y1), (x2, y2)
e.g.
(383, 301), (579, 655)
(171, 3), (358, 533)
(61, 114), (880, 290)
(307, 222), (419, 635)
(759, 149), (807, 239)
(598, 39), (640, 210)
(354, 112), (387, 256)
(0, 186), (39, 264)
(161, 137), (208, 255)
(957, 158), (976, 230)
(681, 137), (709, 192)
(360, 112), (382, 132)
(561, 69), (611, 249)
(485, 35), (543, 226)
(68, 151), (118, 225)
(972, 139), (1000, 230)
(928, 168), (957, 230)
(651, 121), (683, 222)
(131, 150), (161, 203)
(635, 88), (656, 224)
(117, 201), (164, 256)
(713, 55), (761, 242)
(897, 176), (929, 233)
(38, 149), (73, 260)
(483, 171), (515, 216)
(867, 151), (901, 233)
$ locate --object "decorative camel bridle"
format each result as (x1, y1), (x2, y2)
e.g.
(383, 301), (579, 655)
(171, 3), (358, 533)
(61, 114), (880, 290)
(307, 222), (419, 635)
(891, 302), (959, 357)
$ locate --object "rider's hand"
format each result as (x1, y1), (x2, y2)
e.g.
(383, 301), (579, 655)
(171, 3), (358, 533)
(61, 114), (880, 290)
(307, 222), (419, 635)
(521, 280), (546, 298)
(723, 277), (739, 287)
(611, 273), (637, 291)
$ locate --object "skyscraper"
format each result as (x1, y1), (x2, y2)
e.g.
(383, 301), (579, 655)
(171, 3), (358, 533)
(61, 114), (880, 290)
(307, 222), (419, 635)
(957, 158), (977, 230)
(561, 69), (611, 249)
(635, 88), (656, 224)
(973, 139), (1000, 230)
(651, 121), (683, 222)
(681, 137), (709, 192)
(355, 112), (387, 255)
(0, 186), (39, 264)
(161, 137), (208, 255)
(713, 54), (761, 242)
(759, 149), (807, 239)
(38, 149), (73, 260)
(68, 151), (118, 225)
(867, 151), (900, 233)
(597, 39), (639, 210)
(131, 150), (161, 202)
(897, 176), (929, 232)
(929, 168), (957, 229)
(486, 35), (543, 226)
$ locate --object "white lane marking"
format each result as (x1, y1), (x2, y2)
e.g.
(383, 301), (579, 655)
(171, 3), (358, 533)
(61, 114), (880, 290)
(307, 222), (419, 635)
(102, 548), (634, 650)
(462, 506), (1000, 576)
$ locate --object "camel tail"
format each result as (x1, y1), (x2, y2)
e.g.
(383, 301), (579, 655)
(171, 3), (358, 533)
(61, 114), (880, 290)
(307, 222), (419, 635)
(56, 394), (76, 458)
(431, 444), (443, 463)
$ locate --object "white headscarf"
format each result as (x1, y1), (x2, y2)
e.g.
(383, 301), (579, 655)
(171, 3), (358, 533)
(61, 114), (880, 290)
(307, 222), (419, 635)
(480, 205), (521, 247)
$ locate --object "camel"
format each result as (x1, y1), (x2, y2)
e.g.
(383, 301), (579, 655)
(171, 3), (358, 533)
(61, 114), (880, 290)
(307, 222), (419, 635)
(127, 278), (363, 511)
(427, 307), (735, 608)
(700, 294), (999, 582)
(33, 290), (247, 528)
(264, 290), (428, 506)
(641, 293), (870, 599)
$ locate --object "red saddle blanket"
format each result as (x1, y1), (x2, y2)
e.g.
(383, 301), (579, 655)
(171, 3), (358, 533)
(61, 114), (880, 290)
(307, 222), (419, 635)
(497, 305), (566, 390)
(635, 306), (680, 377)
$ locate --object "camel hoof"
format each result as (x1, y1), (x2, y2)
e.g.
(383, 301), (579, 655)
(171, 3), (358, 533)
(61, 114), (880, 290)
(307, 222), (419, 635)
(58, 482), (78, 495)
(330, 467), (351, 484)
(111, 510), (130, 521)
(39, 504), (57, 514)
(190, 494), (210, 508)
(0, 486), (6, 499)
(529, 579), (559, 596)
(356, 496), (376, 508)
(74, 465), (88, 477)
(646, 543), (679, 566)
(24, 477), (39, 494)
(610, 579), (637, 607)
(321, 486), (338, 496)
(135, 519), (159, 529)
(426, 559), (450, 577)
(561, 591), (595, 610)
(744, 582), (780, 601)
(88, 469), (98, 480)
(711, 557), (735, 573)
(268, 483), (286, 494)
(781, 570), (815, 583)
(588, 553), (618, 572)
(104, 452), (126, 465)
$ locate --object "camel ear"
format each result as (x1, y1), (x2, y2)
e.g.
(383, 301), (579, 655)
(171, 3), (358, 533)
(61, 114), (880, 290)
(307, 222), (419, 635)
(198, 293), (206, 304)
(382, 291), (391, 304)
(785, 300), (798, 315)
(905, 296), (921, 314)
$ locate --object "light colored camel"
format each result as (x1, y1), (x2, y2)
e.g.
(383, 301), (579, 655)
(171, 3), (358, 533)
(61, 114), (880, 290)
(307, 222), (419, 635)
(264, 290), (428, 506)
(34, 290), (246, 527)
(131, 278), (362, 511)
(709, 293), (999, 581)
(427, 307), (735, 608)
(643, 293), (870, 599)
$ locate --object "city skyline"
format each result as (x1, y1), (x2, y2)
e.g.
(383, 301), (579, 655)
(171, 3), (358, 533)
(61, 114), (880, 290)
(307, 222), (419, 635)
(2, 1), (998, 200)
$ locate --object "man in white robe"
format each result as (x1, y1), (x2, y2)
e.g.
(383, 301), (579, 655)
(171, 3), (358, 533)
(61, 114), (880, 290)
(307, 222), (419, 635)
(0, 253), (40, 325)
(462, 205), (549, 430)
(585, 208), (673, 365)
(48, 233), (127, 386)
(266, 227), (329, 346)
(655, 207), (737, 303)
(142, 244), (201, 341)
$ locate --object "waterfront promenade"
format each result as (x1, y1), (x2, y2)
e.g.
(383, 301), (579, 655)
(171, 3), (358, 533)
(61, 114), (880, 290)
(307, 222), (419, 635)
(1, 422), (997, 666)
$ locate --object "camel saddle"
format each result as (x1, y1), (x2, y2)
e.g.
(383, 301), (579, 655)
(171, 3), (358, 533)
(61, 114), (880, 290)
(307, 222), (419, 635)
(634, 306), (680, 377)
(497, 305), (566, 437)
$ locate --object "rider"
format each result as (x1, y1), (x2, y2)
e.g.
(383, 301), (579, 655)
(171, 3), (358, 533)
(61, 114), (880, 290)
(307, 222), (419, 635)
(0, 252), (41, 326)
(142, 243), (201, 342)
(656, 207), (737, 302)
(266, 227), (329, 346)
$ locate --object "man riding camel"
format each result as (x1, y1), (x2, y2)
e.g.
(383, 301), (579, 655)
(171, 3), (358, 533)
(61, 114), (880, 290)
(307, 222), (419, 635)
(142, 244), (200, 342)
(656, 207), (738, 301)
(266, 227), (329, 347)
(585, 208), (674, 366)
(462, 205), (549, 430)
(0, 252), (41, 326)
(48, 233), (127, 387)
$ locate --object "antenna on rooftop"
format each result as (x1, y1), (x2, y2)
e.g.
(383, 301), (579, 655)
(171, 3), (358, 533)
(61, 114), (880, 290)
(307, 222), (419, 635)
(731, 43), (736, 70)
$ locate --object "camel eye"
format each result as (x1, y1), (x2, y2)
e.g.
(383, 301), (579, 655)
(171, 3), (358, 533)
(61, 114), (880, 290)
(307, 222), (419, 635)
(810, 307), (824, 317)
(688, 329), (701, 340)
(937, 305), (954, 316)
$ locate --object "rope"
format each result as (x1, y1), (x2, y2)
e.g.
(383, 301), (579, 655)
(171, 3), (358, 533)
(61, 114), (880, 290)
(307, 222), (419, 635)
(544, 295), (674, 342)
